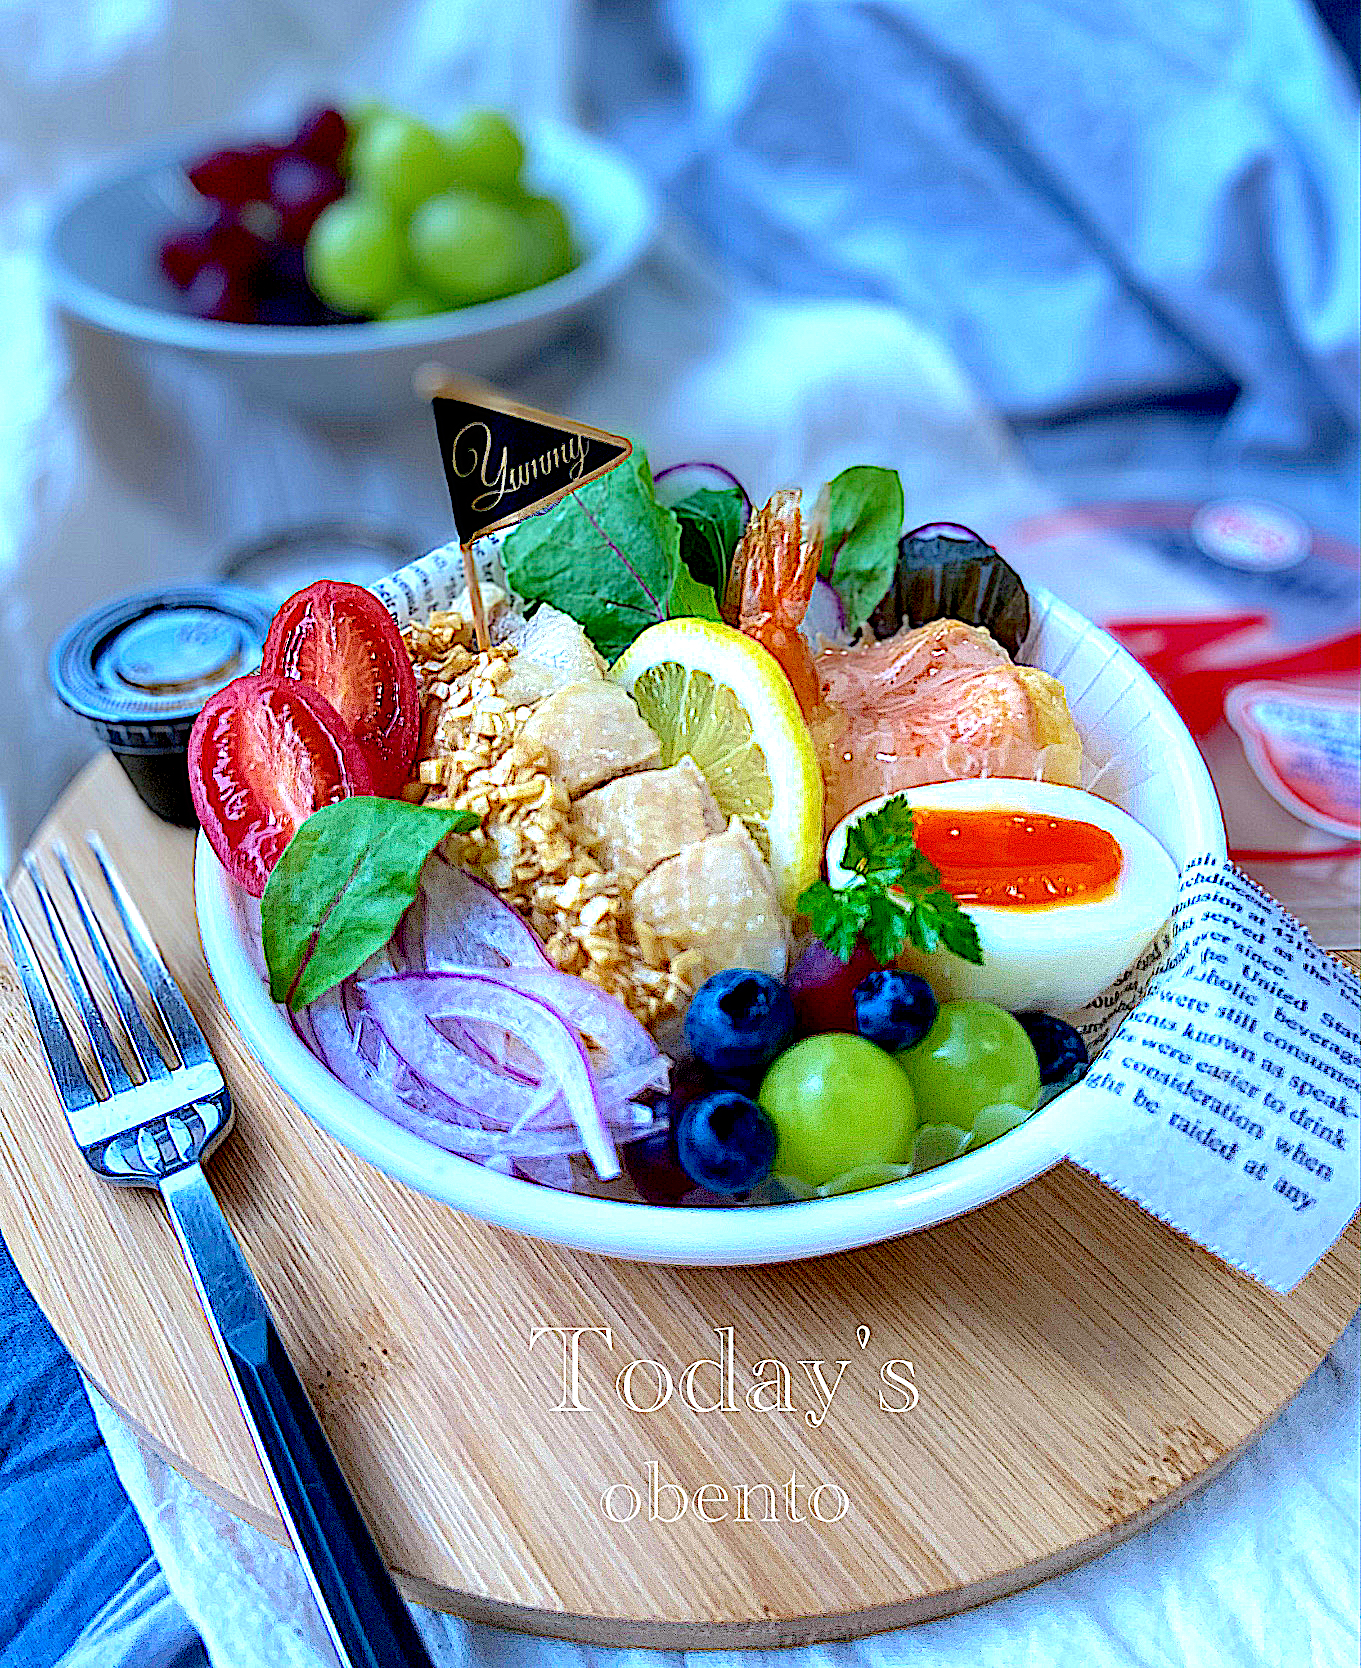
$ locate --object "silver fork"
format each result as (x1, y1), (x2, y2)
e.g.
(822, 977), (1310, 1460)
(1, 835), (436, 1668)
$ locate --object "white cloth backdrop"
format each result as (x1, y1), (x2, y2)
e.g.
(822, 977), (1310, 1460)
(2, 2), (1356, 1665)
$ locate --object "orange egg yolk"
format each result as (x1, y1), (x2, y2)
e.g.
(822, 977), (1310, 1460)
(910, 807), (1123, 908)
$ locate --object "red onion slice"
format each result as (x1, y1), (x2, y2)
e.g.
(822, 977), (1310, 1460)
(310, 987), (480, 1147)
(312, 986), (599, 1160)
(653, 460), (752, 517)
(487, 968), (661, 1070)
(289, 856), (672, 1186)
(419, 855), (551, 970)
(361, 997), (571, 1131)
(362, 971), (621, 1180)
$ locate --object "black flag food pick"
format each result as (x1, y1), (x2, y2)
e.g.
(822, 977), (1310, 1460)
(423, 373), (633, 650)
(429, 378), (633, 544)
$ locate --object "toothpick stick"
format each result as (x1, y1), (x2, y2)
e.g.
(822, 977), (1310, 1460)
(462, 541), (490, 653)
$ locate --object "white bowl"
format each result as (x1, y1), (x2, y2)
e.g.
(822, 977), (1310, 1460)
(44, 121), (657, 421)
(194, 585), (1224, 1264)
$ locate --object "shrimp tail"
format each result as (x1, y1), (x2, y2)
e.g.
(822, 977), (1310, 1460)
(731, 489), (824, 718)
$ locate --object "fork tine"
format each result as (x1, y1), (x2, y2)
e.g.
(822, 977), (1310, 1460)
(53, 842), (171, 1083)
(0, 879), (99, 1115)
(22, 852), (135, 1097)
(86, 833), (213, 1070)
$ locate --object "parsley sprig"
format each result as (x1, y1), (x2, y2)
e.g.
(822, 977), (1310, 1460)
(797, 796), (983, 966)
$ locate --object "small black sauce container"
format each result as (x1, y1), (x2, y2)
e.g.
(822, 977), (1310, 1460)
(50, 586), (274, 827)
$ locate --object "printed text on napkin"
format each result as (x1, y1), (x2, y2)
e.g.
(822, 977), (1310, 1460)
(1066, 853), (1359, 1292)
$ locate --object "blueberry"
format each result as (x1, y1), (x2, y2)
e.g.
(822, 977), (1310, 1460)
(674, 1090), (778, 1195)
(684, 969), (797, 1076)
(853, 970), (938, 1052)
(1015, 1011), (1089, 1087)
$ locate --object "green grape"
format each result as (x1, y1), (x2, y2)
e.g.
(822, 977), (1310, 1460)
(304, 197), (405, 314)
(342, 98), (393, 143)
(407, 190), (528, 305)
(348, 113), (459, 219)
(911, 1123), (972, 1171)
(965, 1101), (1034, 1151)
(339, 98), (396, 177)
(758, 1035), (917, 1190)
(445, 110), (525, 192)
(510, 194), (575, 290)
(377, 286), (448, 321)
(897, 1002), (1040, 1130)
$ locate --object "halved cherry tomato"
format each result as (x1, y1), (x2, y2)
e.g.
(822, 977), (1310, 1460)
(188, 673), (372, 897)
(262, 581), (419, 796)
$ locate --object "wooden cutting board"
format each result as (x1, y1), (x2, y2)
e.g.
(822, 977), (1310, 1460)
(0, 755), (1356, 1647)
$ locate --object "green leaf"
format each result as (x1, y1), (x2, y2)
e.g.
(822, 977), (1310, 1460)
(841, 794), (916, 884)
(933, 889), (984, 964)
(501, 447), (717, 661)
(671, 486), (746, 599)
(797, 879), (871, 962)
(819, 465), (904, 633)
(862, 890), (911, 963)
(904, 899), (941, 954)
(803, 791), (984, 970)
(668, 561), (723, 623)
(261, 797), (477, 1011)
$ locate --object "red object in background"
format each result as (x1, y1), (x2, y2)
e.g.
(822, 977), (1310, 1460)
(1105, 613), (1361, 739)
(1106, 613), (1361, 865)
(1004, 497), (1361, 941)
(162, 107), (350, 325)
(1224, 683), (1361, 843)
(289, 105), (349, 171)
(182, 261), (255, 324)
(268, 154), (344, 246)
(158, 226), (211, 289)
(187, 142), (284, 207)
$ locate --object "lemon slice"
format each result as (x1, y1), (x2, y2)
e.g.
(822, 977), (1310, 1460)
(610, 619), (823, 910)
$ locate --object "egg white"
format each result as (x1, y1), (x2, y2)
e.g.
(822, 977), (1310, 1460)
(824, 779), (1180, 1012)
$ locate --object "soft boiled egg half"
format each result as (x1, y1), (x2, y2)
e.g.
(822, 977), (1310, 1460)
(824, 778), (1180, 1012)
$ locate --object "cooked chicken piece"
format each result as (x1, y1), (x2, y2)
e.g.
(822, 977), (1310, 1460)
(630, 819), (789, 982)
(520, 680), (661, 795)
(574, 757), (725, 882)
(511, 604), (606, 681)
(499, 604), (607, 706)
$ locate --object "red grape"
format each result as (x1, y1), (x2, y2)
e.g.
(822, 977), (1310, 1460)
(184, 261), (257, 323)
(158, 227), (210, 289)
(268, 154), (344, 246)
(254, 288), (322, 325)
(622, 1126), (693, 1206)
(252, 243), (315, 323)
(290, 105), (348, 170)
(187, 142), (282, 206)
(202, 208), (269, 281)
(787, 937), (882, 1035)
(665, 1056), (732, 1110)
